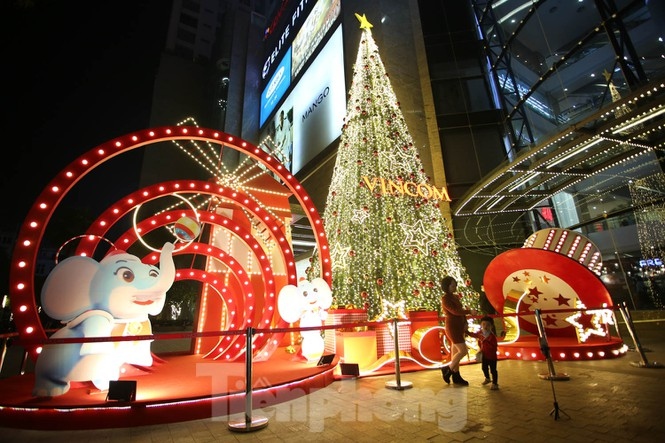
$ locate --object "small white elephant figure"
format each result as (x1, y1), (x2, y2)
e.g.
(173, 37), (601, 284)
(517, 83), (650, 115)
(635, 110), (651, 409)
(32, 242), (176, 397)
(278, 278), (333, 362)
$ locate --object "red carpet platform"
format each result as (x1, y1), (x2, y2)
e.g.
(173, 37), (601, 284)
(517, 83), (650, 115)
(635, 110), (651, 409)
(0, 350), (339, 431)
(0, 334), (627, 431)
(0, 349), (445, 431)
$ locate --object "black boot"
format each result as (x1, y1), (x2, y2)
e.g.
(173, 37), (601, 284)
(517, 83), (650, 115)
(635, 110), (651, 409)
(441, 366), (451, 384)
(452, 370), (469, 386)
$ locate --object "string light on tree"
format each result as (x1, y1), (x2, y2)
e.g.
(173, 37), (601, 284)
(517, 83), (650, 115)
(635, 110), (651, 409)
(308, 13), (479, 319)
(400, 219), (438, 255)
(375, 299), (408, 322)
(329, 242), (351, 271)
(351, 209), (370, 224)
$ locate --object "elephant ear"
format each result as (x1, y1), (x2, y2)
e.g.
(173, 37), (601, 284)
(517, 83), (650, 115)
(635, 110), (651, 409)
(41, 256), (100, 321)
(278, 284), (303, 323)
(310, 278), (333, 309)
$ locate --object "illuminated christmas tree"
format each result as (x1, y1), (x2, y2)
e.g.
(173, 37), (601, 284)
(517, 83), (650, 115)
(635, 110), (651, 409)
(603, 68), (645, 139)
(308, 14), (479, 319)
(604, 69), (630, 119)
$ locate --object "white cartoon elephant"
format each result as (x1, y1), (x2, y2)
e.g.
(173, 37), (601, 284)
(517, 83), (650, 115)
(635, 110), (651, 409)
(32, 242), (176, 397)
(278, 278), (333, 362)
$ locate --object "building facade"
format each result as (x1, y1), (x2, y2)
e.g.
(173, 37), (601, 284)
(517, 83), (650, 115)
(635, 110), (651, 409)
(145, 0), (665, 309)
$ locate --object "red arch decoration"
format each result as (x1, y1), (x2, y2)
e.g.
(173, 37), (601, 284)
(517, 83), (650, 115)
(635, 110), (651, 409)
(130, 210), (287, 360)
(73, 189), (292, 362)
(9, 126), (331, 361)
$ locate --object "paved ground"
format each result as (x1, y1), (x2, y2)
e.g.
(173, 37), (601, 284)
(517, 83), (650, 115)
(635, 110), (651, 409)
(2, 317), (664, 442)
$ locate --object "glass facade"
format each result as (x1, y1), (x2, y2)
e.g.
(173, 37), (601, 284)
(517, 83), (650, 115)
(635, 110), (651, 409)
(420, 0), (665, 309)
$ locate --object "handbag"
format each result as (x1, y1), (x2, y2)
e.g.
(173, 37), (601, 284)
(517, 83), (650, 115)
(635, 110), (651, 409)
(475, 351), (483, 362)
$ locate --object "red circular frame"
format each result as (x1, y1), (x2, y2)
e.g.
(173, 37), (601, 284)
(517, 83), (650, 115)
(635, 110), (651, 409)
(9, 126), (332, 361)
(483, 248), (613, 337)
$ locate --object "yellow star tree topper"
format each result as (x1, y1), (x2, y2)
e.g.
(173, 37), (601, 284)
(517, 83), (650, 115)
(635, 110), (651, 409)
(355, 13), (373, 29)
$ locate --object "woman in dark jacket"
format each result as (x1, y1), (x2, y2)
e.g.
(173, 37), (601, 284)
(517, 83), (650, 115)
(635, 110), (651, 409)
(440, 276), (474, 386)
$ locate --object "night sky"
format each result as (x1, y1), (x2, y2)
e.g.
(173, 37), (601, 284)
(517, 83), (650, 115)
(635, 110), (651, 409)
(2, 0), (172, 231)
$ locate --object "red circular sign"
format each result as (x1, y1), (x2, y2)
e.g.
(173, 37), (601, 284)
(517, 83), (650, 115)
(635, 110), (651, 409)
(483, 248), (613, 337)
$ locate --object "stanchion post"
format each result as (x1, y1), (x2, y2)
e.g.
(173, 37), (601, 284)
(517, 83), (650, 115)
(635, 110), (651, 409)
(19, 349), (29, 376)
(228, 327), (269, 432)
(618, 302), (664, 368)
(385, 318), (413, 390)
(534, 309), (569, 381)
(611, 309), (623, 342)
(534, 309), (570, 421)
(0, 338), (8, 375)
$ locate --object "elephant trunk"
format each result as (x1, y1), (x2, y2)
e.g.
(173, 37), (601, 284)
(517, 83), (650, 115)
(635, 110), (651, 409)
(156, 242), (176, 294)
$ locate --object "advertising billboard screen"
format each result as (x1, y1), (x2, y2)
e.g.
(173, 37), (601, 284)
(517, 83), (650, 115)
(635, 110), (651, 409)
(261, 24), (345, 175)
(260, 47), (291, 127)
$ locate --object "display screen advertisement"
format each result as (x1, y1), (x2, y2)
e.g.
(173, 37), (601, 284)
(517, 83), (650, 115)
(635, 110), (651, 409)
(291, 0), (341, 80)
(261, 0), (320, 88)
(260, 47), (292, 127)
(260, 0), (341, 127)
(261, 25), (346, 176)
